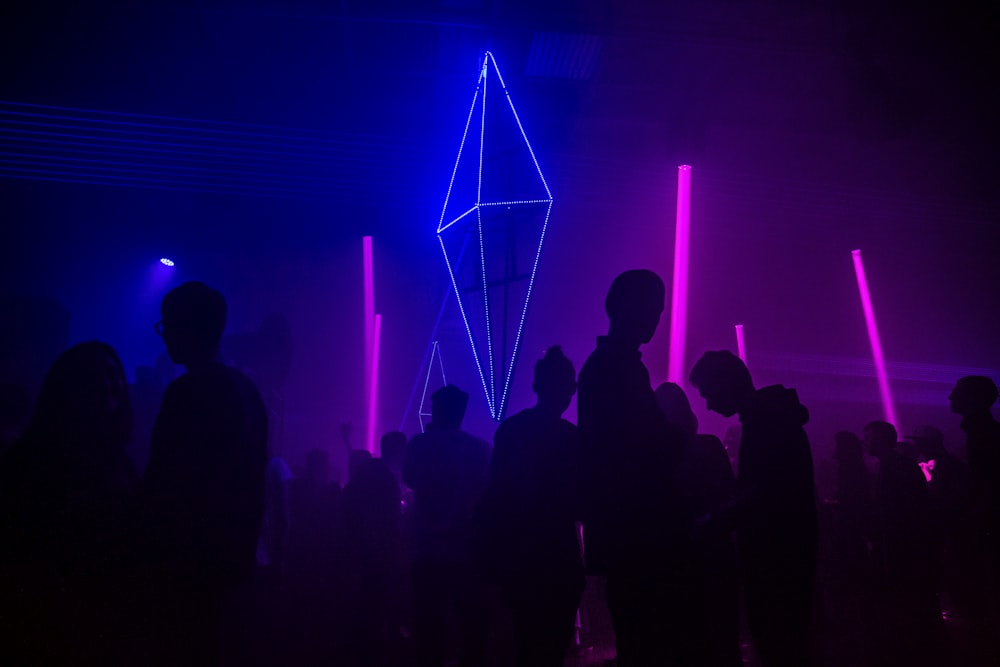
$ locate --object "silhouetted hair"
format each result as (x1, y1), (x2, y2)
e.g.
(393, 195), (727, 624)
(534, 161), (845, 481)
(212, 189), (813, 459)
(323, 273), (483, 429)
(162, 281), (228, 349)
(534, 345), (575, 389)
(26, 341), (132, 450)
(833, 431), (864, 462)
(380, 430), (407, 462)
(956, 375), (999, 408)
(654, 381), (698, 436)
(864, 420), (898, 445)
(430, 384), (469, 430)
(605, 269), (665, 319)
(689, 350), (752, 392)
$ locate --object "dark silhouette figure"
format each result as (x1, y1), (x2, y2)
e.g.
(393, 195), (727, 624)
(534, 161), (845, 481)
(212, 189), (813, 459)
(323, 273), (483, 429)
(0, 341), (136, 663)
(831, 431), (876, 590)
(910, 425), (977, 620)
(654, 381), (741, 667)
(690, 350), (817, 667)
(863, 420), (940, 665)
(482, 346), (585, 666)
(827, 431), (877, 664)
(343, 451), (404, 663)
(403, 384), (492, 667)
(285, 448), (344, 664)
(950, 376), (1000, 608)
(140, 281), (268, 666)
(577, 269), (686, 666)
(380, 429), (410, 508)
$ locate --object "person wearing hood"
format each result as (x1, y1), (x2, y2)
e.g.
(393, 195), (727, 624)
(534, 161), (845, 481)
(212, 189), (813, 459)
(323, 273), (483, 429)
(690, 350), (818, 667)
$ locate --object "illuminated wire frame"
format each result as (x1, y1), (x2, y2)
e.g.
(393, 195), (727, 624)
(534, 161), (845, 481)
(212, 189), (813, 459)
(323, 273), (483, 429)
(437, 51), (553, 421)
(417, 341), (448, 433)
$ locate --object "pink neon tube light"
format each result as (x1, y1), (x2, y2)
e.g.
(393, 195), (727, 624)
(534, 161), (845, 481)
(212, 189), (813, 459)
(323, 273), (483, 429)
(363, 236), (375, 451)
(735, 324), (747, 364)
(852, 249), (899, 431)
(366, 313), (382, 455)
(667, 165), (692, 384)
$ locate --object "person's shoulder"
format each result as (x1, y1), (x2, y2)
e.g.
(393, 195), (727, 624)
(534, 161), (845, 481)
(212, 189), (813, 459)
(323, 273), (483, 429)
(500, 408), (534, 429)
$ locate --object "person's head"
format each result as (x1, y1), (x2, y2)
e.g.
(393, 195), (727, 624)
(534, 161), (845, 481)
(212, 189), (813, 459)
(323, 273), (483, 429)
(949, 376), (998, 417)
(689, 350), (754, 418)
(909, 424), (946, 459)
(863, 420), (898, 457)
(654, 382), (698, 437)
(380, 430), (407, 470)
(833, 431), (865, 466)
(605, 270), (665, 346)
(430, 384), (469, 431)
(158, 281), (227, 368)
(348, 449), (372, 481)
(532, 346), (576, 416)
(28, 341), (132, 452)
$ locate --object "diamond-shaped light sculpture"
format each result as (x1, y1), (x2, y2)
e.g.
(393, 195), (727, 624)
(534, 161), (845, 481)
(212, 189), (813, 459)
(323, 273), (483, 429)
(437, 51), (553, 421)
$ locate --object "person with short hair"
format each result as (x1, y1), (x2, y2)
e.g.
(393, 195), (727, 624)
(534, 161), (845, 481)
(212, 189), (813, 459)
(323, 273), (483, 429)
(690, 350), (817, 666)
(577, 269), (687, 666)
(140, 281), (268, 665)
(403, 384), (492, 667)
(485, 346), (585, 666)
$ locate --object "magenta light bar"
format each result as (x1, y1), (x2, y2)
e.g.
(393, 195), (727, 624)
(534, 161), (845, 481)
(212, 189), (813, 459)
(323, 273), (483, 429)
(735, 324), (747, 364)
(366, 313), (382, 455)
(363, 236), (375, 452)
(852, 249), (899, 431)
(667, 165), (692, 384)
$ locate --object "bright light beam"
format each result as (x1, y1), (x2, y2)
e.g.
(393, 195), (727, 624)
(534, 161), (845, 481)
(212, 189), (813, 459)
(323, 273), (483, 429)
(736, 324), (747, 364)
(667, 165), (692, 384)
(366, 314), (382, 456)
(852, 249), (899, 431)
(363, 236), (375, 452)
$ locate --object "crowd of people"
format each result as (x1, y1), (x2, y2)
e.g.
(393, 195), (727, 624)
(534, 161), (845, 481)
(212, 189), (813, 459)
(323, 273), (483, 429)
(1, 272), (998, 666)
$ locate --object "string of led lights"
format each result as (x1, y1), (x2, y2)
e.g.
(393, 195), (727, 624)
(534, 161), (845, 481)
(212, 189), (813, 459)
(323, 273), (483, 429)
(436, 51), (554, 421)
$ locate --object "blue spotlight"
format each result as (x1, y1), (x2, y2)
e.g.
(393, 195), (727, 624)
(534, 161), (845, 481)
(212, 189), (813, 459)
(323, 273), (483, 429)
(159, 257), (175, 267)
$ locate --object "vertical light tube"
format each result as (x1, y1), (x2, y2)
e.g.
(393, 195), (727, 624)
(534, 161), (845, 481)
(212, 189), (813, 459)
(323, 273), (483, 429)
(735, 324), (747, 364)
(366, 313), (382, 455)
(852, 249), (899, 430)
(363, 236), (375, 451)
(667, 165), (692, 384)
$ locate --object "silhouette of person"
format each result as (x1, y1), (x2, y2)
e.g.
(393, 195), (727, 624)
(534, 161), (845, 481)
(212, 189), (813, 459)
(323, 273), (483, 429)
(285, 448), (343, 663)
(909, 425), (977, 619)
(689, 350), (817, 667)
(343, 449), (403, 663)
(403, 384), (492, 667)
(950, 376), (1000, 598)
(654, 381), (741, 667)
(0, 341), (136, 664)
(140, 281), (268, 666)
(577, 269), (687, 666)
(831, 431), (876, 590)
(827, 430), (877, 663)
(863, 420), (941, 664)
(482, 345), (585, 667)
(380, 429), (410, 507)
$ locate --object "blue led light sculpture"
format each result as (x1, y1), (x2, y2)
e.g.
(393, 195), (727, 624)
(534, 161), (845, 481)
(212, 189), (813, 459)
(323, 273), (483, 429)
(437, 51), (553, 421)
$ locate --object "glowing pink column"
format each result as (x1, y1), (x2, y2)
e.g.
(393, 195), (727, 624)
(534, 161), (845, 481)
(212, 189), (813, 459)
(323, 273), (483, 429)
(852, 249), (899, 430)
(366, 314), (382, 455)
(363, 236), (375, 452)
(667, 165), (692, 384)
(735, 324), (747, 364)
